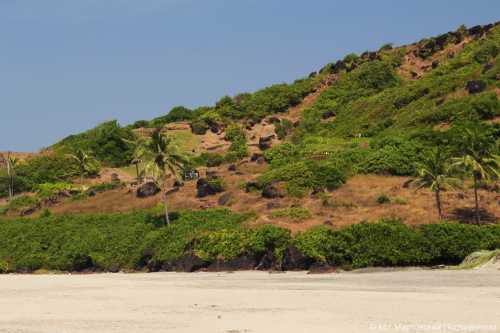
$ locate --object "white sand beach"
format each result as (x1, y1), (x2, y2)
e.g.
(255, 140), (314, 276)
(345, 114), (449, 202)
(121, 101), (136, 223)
(0, 269), (499, 333)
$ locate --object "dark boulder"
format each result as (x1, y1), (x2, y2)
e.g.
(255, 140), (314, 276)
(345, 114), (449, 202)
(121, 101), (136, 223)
(228, 164), (237, 172)
(206, 169), (218, 179)
(207, 120), (221, 133)
(282, 246), (312, 271)
(467, 25), (483, 36)
(431, 60), (439, 69)
(482, 62), (494, 73)
(258, 135), (275, 151)
(218, 192), (232, 206)
(435, 33), (449, 49)
(196, 178), (224, 198)
(206, 254), (257, 272)
(266, 201), (281, 210)
(250, 153), (263, 162)
(245, 180), (260, 193)
(321, 110), (336, 119)
(250, 153), (265, 164)
(262, 184), (282, 199)
(466, 80), (487, 94)
(162, 254), (208, 272)
(137, 182), (160, 198)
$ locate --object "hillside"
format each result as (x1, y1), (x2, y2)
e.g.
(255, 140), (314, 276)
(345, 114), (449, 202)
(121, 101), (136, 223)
(1, 22), (499, 230)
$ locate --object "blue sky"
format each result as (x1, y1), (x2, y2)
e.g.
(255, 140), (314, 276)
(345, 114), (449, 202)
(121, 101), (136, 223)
(1, 0), (499, 151)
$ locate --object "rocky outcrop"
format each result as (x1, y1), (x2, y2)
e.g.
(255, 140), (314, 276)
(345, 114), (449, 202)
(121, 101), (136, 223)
(196, 178), (224, 198)
(258, 135), (275, 151)
(262, 184), (282, 199)
(466, 80), (487, 94)
(217, 192), (232, 206)
(136, 182), (160, 198)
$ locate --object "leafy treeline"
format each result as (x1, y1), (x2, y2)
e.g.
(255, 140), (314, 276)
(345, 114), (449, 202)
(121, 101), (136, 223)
(0, 154), (82, 197)
(1, 209), (499, 273)
(53, 120), (135, 167)
(131, 75), (325, 134)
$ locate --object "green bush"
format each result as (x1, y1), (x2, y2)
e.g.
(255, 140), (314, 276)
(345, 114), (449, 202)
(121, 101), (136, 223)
(258, 159), (347, 197)
(295, 221), (500, 268)
(14, 154), (81, 191)
(250, 225), (292, 264)
(376, 194), (391, 204)
(195, 229), (252, 261)
(190, 119), (209, 135)
(0, 260), (8, 273)
(53, 120), (135, 167)
(275, 119), (294, 140)
(36, 182), (74, 199)
(8, 195), (39, 211)
(193, 153), (225, 167)
(1, 210), (499, 272)
(270, 207), (311, 221)
(358, 137), (426, 176)
(150, 106), (194, 127)
(224, 124), (246, 142)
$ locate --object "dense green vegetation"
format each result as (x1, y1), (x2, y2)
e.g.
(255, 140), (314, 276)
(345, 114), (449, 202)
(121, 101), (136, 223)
(0, 210), (499, 273)
(0, 154), (84, 197)
(53, 121), (135, 167)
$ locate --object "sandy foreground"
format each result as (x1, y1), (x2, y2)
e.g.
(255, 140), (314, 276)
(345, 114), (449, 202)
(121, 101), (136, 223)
(0, 269), (499, 333)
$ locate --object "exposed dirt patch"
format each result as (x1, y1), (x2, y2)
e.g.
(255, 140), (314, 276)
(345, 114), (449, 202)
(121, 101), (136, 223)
(50, 170), (499, 233)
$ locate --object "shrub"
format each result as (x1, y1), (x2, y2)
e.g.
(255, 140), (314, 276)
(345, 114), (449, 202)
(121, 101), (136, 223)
(195, 229), (252, 261)
(0, 260), (8, 273)
(54, 121), (135, 167)
(224, 124), (246, 142)
(376, 194), (391, 204)
(150, 106), (194, 127)
(15, 154), (80, 190)
(225, 139), (248, 163)
(36, 182), (74, 199)
(275, 119), (294, 139)
(190, 119), (209, 135)
(250, 225), (292, 264)
(1, 211), (499, 272)
(194, 153), (225, 167)
(270, 207), (311, 221)
(359, 137), (426, 176)
(8, 195), (39, 211)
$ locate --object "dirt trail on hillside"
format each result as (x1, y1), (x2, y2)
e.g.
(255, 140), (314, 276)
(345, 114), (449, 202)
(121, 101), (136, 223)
(1, 269), (499, 333)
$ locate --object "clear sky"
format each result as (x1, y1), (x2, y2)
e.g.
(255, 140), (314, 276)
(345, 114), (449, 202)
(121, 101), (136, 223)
(1, 0), (499, 151)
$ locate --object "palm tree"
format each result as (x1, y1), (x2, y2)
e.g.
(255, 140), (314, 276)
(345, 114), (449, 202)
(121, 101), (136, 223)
(411, 148), (461, 219)
(68, 149), (96, 183)
(4, 153), (18, 201)
(133, 129), (187, 225)
(451, 126), (499, 224)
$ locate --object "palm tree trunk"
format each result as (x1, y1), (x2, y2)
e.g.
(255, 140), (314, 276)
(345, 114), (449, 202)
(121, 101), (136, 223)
(473, 174), (480, 225)
(163, 191), (170, 226)
(135, 163), (141, 184)
(435, 189), (442, 220)
(6, 155), (13, 200)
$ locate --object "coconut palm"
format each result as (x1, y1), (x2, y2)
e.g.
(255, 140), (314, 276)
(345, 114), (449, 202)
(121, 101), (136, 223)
(133, 129), (187, 225)
(4, 153), (18, 200)
(68, 149), (97, 183)
(411, 148), (461, 219)
(451, 126), (499, 224)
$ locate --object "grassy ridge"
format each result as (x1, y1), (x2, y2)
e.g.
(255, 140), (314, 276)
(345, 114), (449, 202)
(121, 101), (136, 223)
(1, 209), (499, 273)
